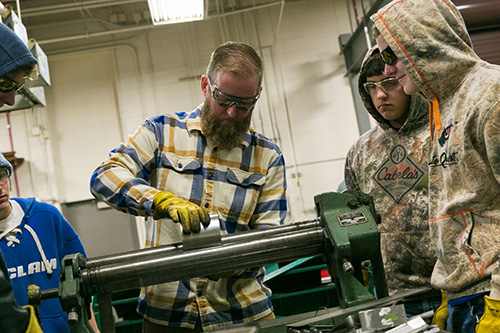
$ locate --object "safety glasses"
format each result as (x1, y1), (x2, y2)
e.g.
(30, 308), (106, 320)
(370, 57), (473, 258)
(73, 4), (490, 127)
(363, 77), (401, 95)
(0, 169), (9, 185)
(0, 76), (26, 93)
(207, 78), (260, 111)
(380, 45), (398, 66)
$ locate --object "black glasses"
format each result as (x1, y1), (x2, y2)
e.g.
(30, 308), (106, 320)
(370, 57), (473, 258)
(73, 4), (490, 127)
(207, 78), (260, 111)
(0, 76), (26, 93)
(363, 77), (401, 95)
(380, 46), (398, 66)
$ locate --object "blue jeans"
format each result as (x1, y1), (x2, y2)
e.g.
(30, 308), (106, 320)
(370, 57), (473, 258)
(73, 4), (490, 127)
(447, 296), (485, 333)
(404, 296), (443, 317)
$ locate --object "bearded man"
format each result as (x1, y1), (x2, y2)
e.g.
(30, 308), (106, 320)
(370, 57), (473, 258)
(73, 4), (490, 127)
(90, 41), (287, 333)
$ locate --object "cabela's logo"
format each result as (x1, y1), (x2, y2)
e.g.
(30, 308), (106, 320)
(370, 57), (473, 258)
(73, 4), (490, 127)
(373, 145), (424, 203)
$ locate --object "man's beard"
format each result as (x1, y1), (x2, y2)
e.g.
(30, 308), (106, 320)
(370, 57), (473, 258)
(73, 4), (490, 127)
(201, 101), (252, 150)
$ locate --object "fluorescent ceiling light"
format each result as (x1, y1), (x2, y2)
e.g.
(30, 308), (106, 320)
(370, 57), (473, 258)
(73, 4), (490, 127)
(148, 0), (204, 25)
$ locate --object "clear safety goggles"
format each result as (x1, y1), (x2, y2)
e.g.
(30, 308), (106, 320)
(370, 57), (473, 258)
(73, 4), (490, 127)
(207, 78), (260, 111)
(363, 77), (401, 95)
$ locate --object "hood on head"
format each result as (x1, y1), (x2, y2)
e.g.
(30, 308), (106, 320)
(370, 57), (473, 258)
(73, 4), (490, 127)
(0, 23), (37, 78)
(358, 46), (428, 133)
(370, 0), (479, 102)
(358, 46), (387, 127)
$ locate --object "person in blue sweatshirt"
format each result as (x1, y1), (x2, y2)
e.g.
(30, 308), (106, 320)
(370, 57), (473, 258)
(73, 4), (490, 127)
(0, 155), (88, 332)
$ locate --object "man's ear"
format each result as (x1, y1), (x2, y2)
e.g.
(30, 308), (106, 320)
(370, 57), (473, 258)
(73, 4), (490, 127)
(201, 75), (209, 97)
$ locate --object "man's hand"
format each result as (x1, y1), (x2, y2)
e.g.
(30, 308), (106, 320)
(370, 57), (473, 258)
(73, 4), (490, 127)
(153, 191), (210, 233)
(431, 290), (448, 330)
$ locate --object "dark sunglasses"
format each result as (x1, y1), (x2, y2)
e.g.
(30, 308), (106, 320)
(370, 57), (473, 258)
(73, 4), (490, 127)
(207, 78), (260, 111)
(0, 76), (26, 93)
(380, 45), (398, 66)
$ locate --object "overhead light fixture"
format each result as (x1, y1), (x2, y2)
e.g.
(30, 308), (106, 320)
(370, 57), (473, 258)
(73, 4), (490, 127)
(148, 0), (204, 25)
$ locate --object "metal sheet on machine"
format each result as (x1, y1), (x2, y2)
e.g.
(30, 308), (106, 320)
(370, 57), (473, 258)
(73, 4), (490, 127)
(182, 213), (222, 250)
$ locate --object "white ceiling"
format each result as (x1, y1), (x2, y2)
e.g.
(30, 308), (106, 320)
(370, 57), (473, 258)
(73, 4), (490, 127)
(2, 0), (295, 55)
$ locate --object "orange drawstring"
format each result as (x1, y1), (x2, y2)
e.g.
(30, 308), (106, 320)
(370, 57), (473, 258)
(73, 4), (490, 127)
(429, 98), (441, 146)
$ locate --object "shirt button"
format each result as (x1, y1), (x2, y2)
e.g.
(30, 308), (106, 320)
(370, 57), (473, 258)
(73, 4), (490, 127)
(197, 291), (203, 297)
(178, 163), (183, 168)
(208, 175), (213, 180)
(204, 203), (210, 208)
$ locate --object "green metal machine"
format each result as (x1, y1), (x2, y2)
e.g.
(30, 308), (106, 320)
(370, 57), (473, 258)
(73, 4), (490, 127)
(315, 190), (388, 308)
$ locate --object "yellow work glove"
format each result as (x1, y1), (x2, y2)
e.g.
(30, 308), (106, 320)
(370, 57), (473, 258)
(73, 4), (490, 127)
(432, 290), (449, 330)
(476, 295), (500, 333)
(23, 305), (43, 333)
(153, 191), (210, 234)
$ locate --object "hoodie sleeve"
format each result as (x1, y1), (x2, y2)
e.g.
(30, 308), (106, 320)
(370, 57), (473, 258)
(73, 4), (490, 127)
(484, 103), (500, 298)
(484, 103), (500, 186)
(344, 145), (361, 192)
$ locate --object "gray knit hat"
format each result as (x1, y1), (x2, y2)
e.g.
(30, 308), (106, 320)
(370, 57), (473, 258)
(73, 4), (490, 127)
(0, 153), (13, 177)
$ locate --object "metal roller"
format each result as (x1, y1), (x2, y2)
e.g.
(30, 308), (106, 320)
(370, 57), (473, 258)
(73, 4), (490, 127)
(84, 219), (320, 269)
(82, 220), (325, 294)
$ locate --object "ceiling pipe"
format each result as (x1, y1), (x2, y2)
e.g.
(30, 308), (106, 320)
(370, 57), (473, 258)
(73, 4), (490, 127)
(15, 0), (21, 20)
(21, 0), (146, 18)
(5, 113), (21, 197)
(37, 1), (284, 46)
(37, 24), (152, 45)
(454, 0), (500, 31)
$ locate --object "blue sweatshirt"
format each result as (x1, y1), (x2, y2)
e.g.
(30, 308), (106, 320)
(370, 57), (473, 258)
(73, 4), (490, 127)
(0, 198), (86, 332)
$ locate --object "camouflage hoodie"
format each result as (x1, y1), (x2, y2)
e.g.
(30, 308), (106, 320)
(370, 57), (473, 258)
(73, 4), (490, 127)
(372, 0), (500, 300)
(344, 47), (434, 295)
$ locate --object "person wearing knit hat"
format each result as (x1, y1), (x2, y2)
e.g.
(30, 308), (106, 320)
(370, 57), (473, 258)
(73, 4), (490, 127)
(0, 22), (37, 108)
(0, 24), (99, 332)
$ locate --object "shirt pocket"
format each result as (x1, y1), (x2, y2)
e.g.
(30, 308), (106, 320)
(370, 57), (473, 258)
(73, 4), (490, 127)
(157, 153), (201, 198)
(218, 168), (266, 232)
(161, 153), (201, 172)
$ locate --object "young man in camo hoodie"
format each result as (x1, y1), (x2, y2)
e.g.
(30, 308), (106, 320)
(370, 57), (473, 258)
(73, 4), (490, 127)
(344, 48), (442, 317)
(371, 0), (500, 331)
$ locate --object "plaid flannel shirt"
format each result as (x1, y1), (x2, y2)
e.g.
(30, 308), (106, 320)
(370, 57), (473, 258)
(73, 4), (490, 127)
(90, 107), (287, 330)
